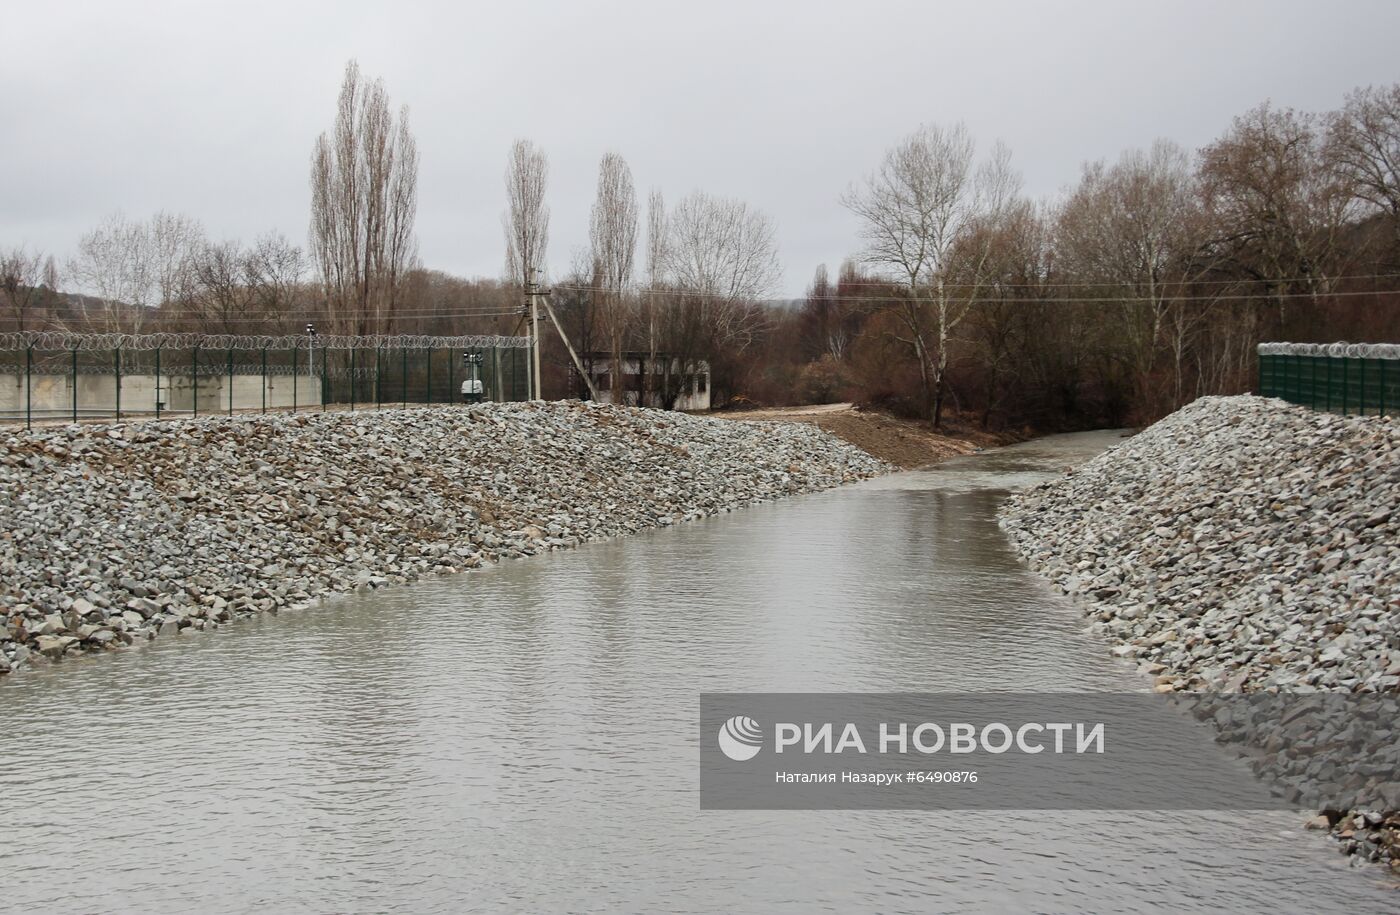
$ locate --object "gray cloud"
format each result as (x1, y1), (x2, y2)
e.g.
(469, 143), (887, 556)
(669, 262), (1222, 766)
(4, 0), (1399, 296)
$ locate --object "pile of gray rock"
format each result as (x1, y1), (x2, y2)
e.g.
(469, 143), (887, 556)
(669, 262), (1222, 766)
(1, 401), (888, 675)
(1000, 395), (1399, 867)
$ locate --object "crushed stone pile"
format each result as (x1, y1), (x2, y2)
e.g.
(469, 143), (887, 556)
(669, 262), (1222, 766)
(1, 401), (888, 675)
(1001, 395), (1399, 867)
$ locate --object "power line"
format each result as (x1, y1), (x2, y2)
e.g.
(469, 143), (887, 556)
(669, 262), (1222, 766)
(795, 271), (1400, 290)
(48, 279), (1400, 331)
(149, 303), (523, 318)
(551, 283), (1400, 307)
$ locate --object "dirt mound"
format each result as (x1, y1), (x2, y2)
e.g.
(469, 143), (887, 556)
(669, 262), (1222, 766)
(713, 404), (1019, 469)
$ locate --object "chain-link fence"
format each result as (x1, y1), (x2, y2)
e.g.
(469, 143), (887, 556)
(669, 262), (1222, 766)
(1258, 342), (1399, 416)
(0, 332), (533, 429)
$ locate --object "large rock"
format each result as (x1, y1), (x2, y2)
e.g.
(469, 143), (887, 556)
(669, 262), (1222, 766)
(34, 635), (77, 658)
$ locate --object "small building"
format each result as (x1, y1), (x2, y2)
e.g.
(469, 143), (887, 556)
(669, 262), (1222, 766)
(575, 353), (710, 411)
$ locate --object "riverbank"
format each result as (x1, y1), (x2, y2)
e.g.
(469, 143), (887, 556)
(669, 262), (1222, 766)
(999, 395), (1400, 869)
(0, 401), (889, 675)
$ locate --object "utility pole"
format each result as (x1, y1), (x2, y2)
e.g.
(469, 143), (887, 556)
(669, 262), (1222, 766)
(526, 270), (543, 400)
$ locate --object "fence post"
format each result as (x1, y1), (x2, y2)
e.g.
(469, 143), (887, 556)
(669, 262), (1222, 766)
(401, 347), (407, 409)
(292, 341), (298, 413)
(227, 346), (234, 416)
(261, 346), (267, 414)
(350, 346), (356, 412)
(1360, 357), (1368, 417)
(376, 345), (382, 409)
(1341, 357), (1349, 416)
(25, 342), (33, 431)
(321, 344), (327, 412)
(449, 348), (455, 407)
(71, 345), (78, 422)
(114, 345), (122, 421)
(1381, 359), (1387, 417)
(427, 347), (433, 406)
(193, 343), (200, 418)
(155, 344), (162, 419)
(1324, 356), (1332, 412)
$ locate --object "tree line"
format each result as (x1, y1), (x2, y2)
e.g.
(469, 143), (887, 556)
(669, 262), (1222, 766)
(766, 87), (1400, 428)
(3, 61), (1397, 428)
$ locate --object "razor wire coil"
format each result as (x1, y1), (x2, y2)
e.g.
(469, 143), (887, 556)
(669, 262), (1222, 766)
(0, 331), (533, 352)
(1257, 342), (1400, 360)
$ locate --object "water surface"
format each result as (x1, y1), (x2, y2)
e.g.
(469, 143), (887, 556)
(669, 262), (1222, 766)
(2, 430), (1392, 912)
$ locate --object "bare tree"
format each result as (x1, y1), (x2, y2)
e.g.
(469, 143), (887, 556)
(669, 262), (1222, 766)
(1198, 103), (1354, 334)
(503, 138), (550, 290)
(842, 123), (1018, 426)
(66, 211), (204, 332)
(664, 190), (780, 345)
(149, 212), (204, 315)
(502, 139), (550, 396)
(964, 201), (1053, 427)
(798, 264), (838, 360)
(66, 213), (146, 332)
(1328, 84), (1400, 260)
(188, 240), (248, 333)
(641, 188), (666, 401)
(654, 191), (780, 407)
(309, 59), (420, 335)
(1055, 140), (1206, 412)
(244, 232), (306, 330)
(589, 152), (638, 402)
(0, 246), (54, 331)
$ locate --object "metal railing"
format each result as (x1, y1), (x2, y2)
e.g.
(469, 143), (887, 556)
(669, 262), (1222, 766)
(1, 332), (534, 429)
(1257, 342), (1399, 416)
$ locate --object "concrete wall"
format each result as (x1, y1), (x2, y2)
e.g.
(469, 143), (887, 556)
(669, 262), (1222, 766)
(0, 372), (323, 418)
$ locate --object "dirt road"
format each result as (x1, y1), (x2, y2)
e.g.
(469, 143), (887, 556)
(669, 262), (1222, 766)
(708, 403), (1020, 469)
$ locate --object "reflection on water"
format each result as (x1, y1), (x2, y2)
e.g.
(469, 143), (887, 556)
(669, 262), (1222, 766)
(1, 431), (1391, 913)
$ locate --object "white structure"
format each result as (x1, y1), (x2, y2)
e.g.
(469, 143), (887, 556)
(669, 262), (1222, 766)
(578, 354), (711, 411)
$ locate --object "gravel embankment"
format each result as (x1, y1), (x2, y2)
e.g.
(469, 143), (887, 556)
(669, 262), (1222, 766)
(1000, 395), (1399, 867)
(1, 401), (888, 675)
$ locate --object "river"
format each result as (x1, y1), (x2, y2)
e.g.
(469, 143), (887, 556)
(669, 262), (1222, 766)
(1, 430), (1393, 912)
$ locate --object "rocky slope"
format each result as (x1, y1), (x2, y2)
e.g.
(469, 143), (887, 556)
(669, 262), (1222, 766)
(1000, 395), (1399, 867)
(1, 401), (888, 675)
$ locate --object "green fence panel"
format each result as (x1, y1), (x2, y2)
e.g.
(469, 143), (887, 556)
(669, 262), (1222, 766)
(1258, 343), (1400, 417)
(0, 332), (533, 426)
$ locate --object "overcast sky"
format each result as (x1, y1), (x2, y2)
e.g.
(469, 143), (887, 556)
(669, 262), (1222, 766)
(4, 0), (1399, 297)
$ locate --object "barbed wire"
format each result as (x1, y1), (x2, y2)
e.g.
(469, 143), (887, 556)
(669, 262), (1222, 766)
(0, 331), (534, 352)
(7, 364), (509, 380)
(0, 362), (315, 377)
(1257, 342), (1400, 359)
